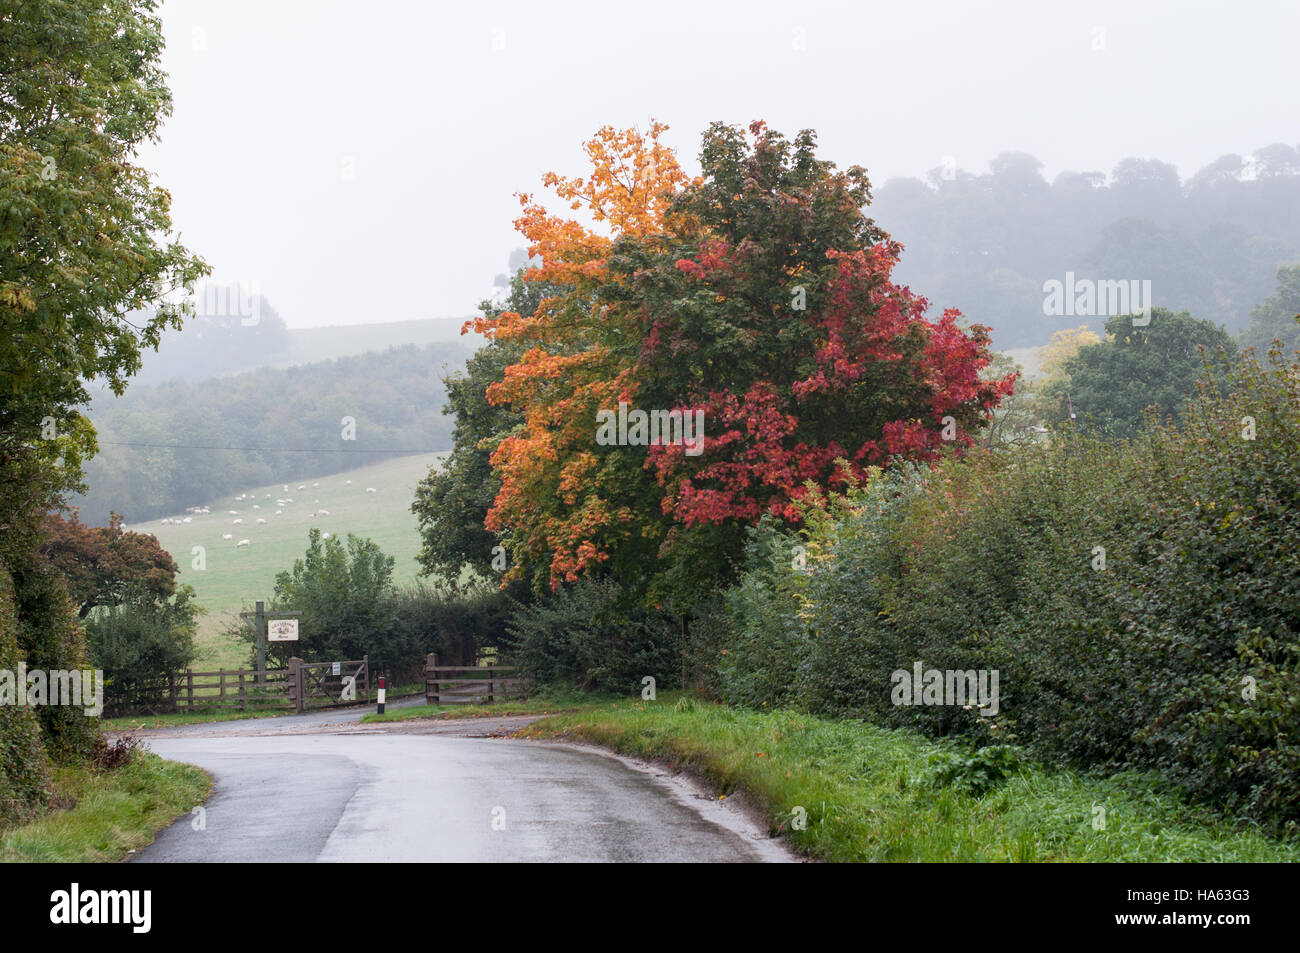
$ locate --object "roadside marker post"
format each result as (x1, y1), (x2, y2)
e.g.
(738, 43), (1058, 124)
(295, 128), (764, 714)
(377, 676), (386, 716)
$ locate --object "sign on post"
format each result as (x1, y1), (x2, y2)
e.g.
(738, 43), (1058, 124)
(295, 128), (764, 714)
(331, 661), (341, 675)
(268, 619), (299, 642)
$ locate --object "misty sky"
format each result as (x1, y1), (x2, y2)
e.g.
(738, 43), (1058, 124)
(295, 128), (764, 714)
(137, 0), (1299, 329)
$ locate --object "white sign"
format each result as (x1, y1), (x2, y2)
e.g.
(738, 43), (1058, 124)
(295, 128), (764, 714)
(267, 619), (299, 642)
(331, 661), (342, 676)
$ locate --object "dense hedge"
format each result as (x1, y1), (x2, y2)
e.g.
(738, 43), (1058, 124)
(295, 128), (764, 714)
(0, 568), (52, 828)
(722, 349), (1300, 832)
(509, 578), (683, 695)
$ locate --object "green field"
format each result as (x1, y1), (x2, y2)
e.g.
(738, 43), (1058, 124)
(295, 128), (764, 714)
(126, 453), (446, 669)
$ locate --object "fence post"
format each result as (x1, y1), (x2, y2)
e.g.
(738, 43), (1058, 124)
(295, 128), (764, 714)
(426, 652), (440, 705)
(288, 657), (304, 714)
(487, 665), (495, 704)
(186, 670), (194, 711)
(363, 655), (370, 703)
(238, 670), (246, 711)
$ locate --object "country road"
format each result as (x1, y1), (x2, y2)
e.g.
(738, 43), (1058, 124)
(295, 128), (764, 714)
(132, 711), (793, 863)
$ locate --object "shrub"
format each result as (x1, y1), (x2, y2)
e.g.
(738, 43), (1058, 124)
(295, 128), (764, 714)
(721, 349), (1300, 831)
(84, 587), (199, 716)
(509, 577), (682, 695)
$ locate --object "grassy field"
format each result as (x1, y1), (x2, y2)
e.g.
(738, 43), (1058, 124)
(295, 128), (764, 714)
(0, 753), (210, 863)
(126, 452), (446, 669)
(526, 695), (1300, 862)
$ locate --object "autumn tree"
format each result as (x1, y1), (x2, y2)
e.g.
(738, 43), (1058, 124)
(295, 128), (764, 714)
(38, 510), (177, 618)
(466, 121), (1013, 611)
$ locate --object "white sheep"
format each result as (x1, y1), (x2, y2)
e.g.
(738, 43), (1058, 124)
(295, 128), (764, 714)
(345, 480), (352, 485)
(236, 539), (250, 548)
(229, 510), (238, 515)
(317, 509), (330, 515)
(182, 516), (192, 523)
(365, 487), (377, 493)
(256, 518), (267, 524)
(232, 518), (243, 524)
(253, 504), (260, 510)
(222, 533), (233, 540)
(276, 509), (283, 515)
(298, 484), (305, 490)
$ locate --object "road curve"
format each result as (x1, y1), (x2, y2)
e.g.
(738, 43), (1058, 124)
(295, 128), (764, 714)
(135, 730), (791, 862)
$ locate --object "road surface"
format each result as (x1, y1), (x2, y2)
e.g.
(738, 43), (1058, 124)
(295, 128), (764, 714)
(134, 717), (792, 863)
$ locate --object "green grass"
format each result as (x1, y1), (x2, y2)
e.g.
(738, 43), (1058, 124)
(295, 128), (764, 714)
(126, 453), (447, 670)
(1, 753), (210, 862)
(525, 695), (1300, 862)
(360, 690), (616, 724)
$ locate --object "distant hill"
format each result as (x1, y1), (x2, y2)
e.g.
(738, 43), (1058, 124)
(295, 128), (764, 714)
(71, 342), (469, 525)
(126, 289), (480, 387)
(282, 317), (478, 367)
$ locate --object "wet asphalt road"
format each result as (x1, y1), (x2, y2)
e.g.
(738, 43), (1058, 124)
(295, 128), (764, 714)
(134, 719), (789, 863)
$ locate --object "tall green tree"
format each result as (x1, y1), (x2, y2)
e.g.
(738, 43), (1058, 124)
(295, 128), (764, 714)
(1241, 265), (1300, 356)
(1, 0), (208, 560)
(1041, 308), (1237, 437)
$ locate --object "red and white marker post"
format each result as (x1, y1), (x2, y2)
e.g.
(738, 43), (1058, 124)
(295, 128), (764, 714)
(377, 676), (386, 716)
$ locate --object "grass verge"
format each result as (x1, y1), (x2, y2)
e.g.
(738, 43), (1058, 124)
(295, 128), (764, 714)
(360, 690), (619, 724)
(524, 694), (1300, 862)
(1, 752), (210, 863)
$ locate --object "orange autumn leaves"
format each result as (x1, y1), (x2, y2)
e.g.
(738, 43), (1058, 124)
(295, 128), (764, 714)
(470, 122), (690, 588)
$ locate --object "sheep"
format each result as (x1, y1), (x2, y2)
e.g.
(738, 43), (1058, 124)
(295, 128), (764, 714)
(256, 518), (267, 524)
(232, 518), (243, 524)
(313, 482), (320, 488)
(345, 480), (352, 485)
(236, 539), (250, 548)
(308, 512), (316, 518)
(229, 510), (238, 515)
(275, 509), (283, 515)
(222, 533), (233, 540)
(366, 487), (377, 493)
(317, 509), (330, 515)
(182, 517), (192, 524)
(322, 532), (332, 539)
(298, 484), (305, 490)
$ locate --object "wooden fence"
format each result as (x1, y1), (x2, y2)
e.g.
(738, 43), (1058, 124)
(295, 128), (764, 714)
(154, 668), (289, 714)
(424, 653), (529, 706)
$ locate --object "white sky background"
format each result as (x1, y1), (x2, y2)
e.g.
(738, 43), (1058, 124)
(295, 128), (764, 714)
(137, 0), (1299, 329)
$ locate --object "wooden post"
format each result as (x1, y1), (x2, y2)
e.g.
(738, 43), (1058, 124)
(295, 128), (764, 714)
(186, 670), (194, 711)
(255, 600), (266, 687)
(288, 657), (304, 714)
(363, 655), (370, 703)
(238, 670), (246, 711)
(219, 669), (226, 701)
(487, 665), (495, 704)
(168, 671), (177, 712)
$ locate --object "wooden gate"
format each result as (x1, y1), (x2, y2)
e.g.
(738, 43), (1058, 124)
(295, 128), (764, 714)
(424, 653), (529, 706)
(287, 656), (370, 713)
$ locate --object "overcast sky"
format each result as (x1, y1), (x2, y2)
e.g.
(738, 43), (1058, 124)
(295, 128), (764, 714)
(137, 0), (1299, 329)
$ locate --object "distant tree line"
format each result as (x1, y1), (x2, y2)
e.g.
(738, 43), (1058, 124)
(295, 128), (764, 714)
(872, 146), (1300, 348)
(71, 342), (469, 524)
